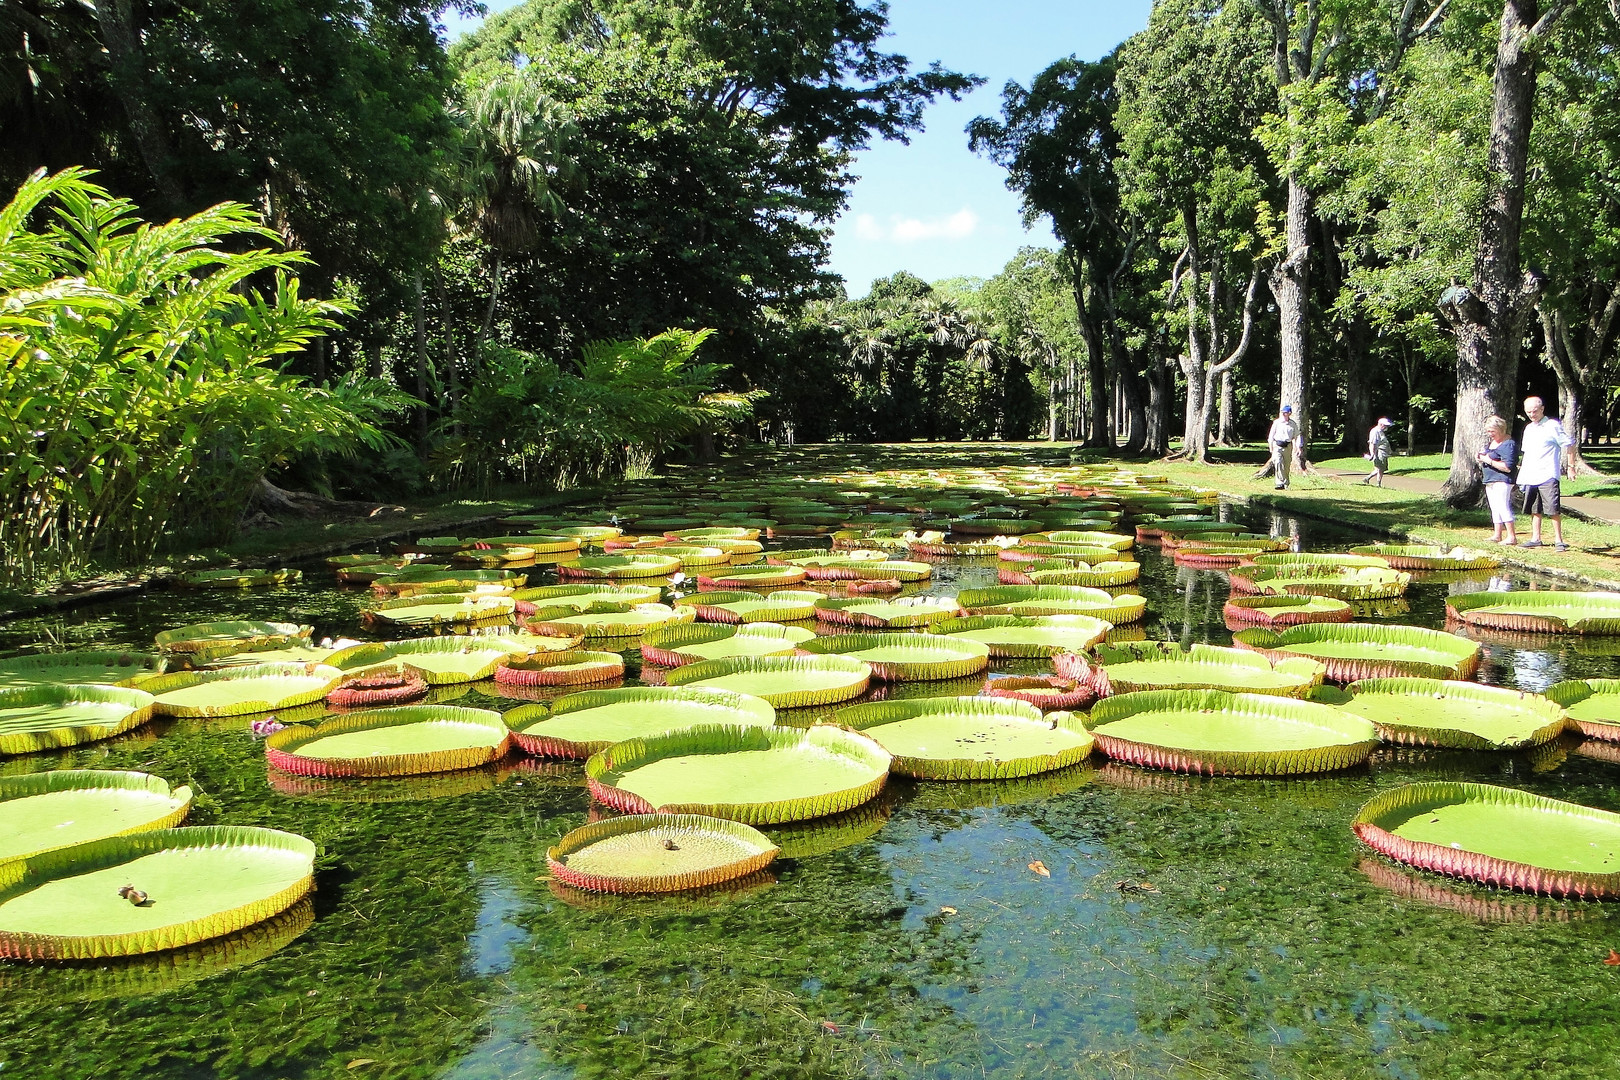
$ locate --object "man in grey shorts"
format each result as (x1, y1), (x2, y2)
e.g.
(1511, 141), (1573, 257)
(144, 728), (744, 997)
(1515, 396), (1572, 550)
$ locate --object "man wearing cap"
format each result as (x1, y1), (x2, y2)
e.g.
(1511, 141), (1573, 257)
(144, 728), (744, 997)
(1516, 395), (1572, 550)
(1267, 405), (1299, 490)
(1363, 417), (1394, 486)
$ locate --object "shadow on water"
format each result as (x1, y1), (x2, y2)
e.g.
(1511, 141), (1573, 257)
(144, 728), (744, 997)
(0, 486), (1616, 1078)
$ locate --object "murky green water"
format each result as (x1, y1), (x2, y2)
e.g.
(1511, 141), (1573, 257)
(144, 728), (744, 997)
(1, 506), (1617, 1080)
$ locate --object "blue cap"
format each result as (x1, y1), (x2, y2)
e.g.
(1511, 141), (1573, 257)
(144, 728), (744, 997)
(1281, 405), (1292, 414)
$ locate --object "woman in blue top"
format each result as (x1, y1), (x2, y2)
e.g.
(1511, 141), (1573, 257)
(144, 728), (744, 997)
(1475, 415), (1517, 544)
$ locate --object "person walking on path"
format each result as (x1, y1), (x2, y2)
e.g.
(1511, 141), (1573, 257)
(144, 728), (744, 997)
(1363, 417), (1394, 486)
(1516, 396), (1572, 550)
(1268, 405), (1299, 490)
(1476, 415), (1517, 544)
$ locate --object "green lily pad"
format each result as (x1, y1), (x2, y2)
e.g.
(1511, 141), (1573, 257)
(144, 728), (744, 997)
(371, 568), (525, 596)
(0, 825), (316, 960)
(200, 640), (363, 670)
(998, 559), (1140, 587)
(493, 650), (624, 688)
(1233, 624), (1481, 682)
(1350, 544), (1504, 571)
(1230, 565), (1411, 601)
(326, 636), (539, 684)
(1085, 689), (1379, 775)
(1337, 678), (1568, 750)
(665, 655), (872, 708)
(0, 771), (192, 864)
(928, 614), (1112, 657)
(505, 687), (776, 758)
(957, 585), (1146, 623)
(559, 554), (681, 580)
(686, 590), (822, 623)
(526, 602), (695, 638)
(1542, 678), (1620, 741)
(640, 623), (815, 667)
(513, 584), (662, 610)
(1221, 595), (1353, 629)
(585, 724), (891, 824)
(1353, 781), (1620, 898)
(547, 814), (780, 894)
(176, 568), (302, 588)
(797, 633), (990, 682)
(695, 564), (810, 588)
(832, 697), (1094, 779)
(143, 664), (342, 717)
(266, 705), (510, 777)
(1078, 641), (1326, 698)
(1446, 590), (1620, 635)
(0, 685), (157, 756)
(0, 651), (164, 689)
(154, 621), (313, 663)
(812, 596), (960, 629)
(656, 545), (732, 568)
(362, 593), (516, 628)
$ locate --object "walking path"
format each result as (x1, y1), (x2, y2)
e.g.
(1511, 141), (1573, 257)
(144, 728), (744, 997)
(1320, 470), (1620, 524)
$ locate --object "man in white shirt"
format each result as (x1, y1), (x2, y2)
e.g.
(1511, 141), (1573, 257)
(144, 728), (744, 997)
(1267, 405), (1299, 489)
(1516, 396), (1572, 550)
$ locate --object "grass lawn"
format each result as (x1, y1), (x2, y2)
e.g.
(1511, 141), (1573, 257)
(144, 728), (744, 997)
(1137, 456), (1620, 589)
(1209, 441), (1620, 499)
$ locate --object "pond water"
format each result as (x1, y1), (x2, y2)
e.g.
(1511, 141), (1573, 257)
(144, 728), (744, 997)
(1, 503), (1617, 1080)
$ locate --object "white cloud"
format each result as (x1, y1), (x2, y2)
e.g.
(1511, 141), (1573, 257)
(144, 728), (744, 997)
(852, 207), (979, 244)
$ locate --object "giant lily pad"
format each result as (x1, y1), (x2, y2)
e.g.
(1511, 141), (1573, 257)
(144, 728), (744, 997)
(797, 633), (990, 682)
(0, 825), (315, 960)
(559, 554), (681, 580)
(1246, 553), (1391, 570)
(371, 568), (524, 596)
(1072, 641), (1326, 698)
(0, 685), (156, 755)
(144, 663), (342, 718)
(1001, 543), (1125, 565)
(665, 655), (872, 708)
(0, 651), (164, 689)
(494, 650), (625, 688)
(657, 545), (732, 568)
(1337, 678), (1568, 750)
(513, 583), (661, 615)
(362, 593), (516, 628)
(1233, 624), (1481, 682)
(176, 567), (302, 589)
(1350, 544), (1503, 571)
(957, 585), (1146, 624)
(0, 771), (192, 864)
(1542, 679), (1620, 741)
(640, 623), (814, 667)
(547, 814), (779, 894)
(1084, 689), (1379, 775)
(1229, 565), (1411, 600)
(266, 705), (510, 777)
(812, 596), (960, 629)
(1446, 590), (1620, 635)
(1222, 595), (1353, 630)
(585, 724), (891, 824)
(154, 621), (312, 663)
(997, 559), (1140, 587)
(526, 601), (694, 638)
(686, 590), (821, 624)
(1353, 781), (1620, 898)
(695, 564), (809, 589)
(1042, 531), (1134, 551)
(929, 614), (1112, 657)
(832, 697), (1094, 779)
(505, 687), (776, 758)
(326, 636), (537, 684)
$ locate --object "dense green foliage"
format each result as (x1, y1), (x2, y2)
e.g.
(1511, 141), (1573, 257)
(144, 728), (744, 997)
(0, 169), (403, 589)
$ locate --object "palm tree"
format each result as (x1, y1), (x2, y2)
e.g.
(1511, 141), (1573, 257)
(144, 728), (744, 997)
(456, 73), (577, 361)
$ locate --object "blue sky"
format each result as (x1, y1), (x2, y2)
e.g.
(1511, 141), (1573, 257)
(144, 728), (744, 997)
(441, 1), (1152, 296)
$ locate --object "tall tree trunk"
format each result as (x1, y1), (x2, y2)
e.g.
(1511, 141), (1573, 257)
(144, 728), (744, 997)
(1342, 320), (1374, 451)
(1543, 301), (1611, 477)
(94, 0), (185, 211)
(1047, 376), (1059, 441)
(1438, 0), (1562, 506)
(366, 341), (383, 379)
(414, 271), (430, 449)
(474, 251), (504, 366)
(1218, 369), (1235, 445)
(1072, 278), (1110, 447)
(312, 337), (327, 386)
(1275, 177), (1313, 471)
(1145, 359), (1171, 456)
(1121, 368), (1148, 454)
